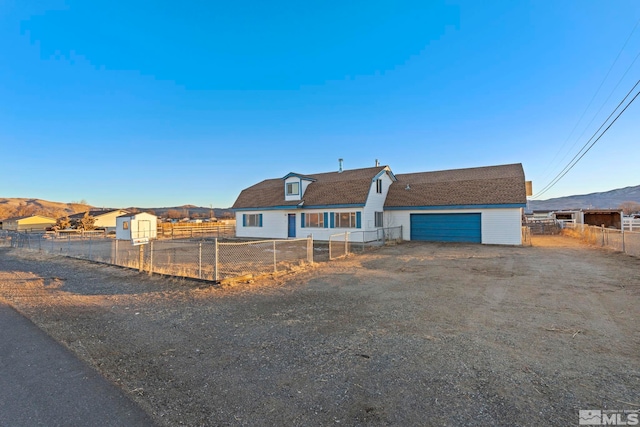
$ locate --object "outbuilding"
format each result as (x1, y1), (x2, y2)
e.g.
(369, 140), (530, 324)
(1, 215), (57, 232)
(115, 212), (158, 242)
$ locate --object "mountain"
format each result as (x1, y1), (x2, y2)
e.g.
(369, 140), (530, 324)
(527, 185), (640, 212)
(0, 198), (92, 220)
(0, 198), (234, 220)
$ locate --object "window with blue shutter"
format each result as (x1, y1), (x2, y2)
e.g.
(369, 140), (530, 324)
(243, 214), (262, 227)
(301, 213), (305, 228)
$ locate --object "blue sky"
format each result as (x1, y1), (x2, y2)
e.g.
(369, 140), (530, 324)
(1, 1), (639, 208)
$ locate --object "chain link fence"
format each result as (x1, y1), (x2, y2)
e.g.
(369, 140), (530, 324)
(563, 224), (640, 257)
(0, 230), (11, 247)
(5, 232), (314, 281)
(329, 226), (403, 260)
(5, 226), (406, 279)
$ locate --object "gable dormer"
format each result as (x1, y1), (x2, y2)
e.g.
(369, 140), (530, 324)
(371, 167), (397, 193)
(282, 172), (316, 202)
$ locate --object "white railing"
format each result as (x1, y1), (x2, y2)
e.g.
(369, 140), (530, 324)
(623, 217), (640, 232)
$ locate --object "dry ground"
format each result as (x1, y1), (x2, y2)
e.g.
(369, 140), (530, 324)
(0, 236), (639, 426)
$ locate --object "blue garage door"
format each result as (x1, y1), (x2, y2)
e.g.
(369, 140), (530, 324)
(410, 213), (481, 243)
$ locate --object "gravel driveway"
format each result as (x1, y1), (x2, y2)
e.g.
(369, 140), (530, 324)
(0, 236), (638, 426)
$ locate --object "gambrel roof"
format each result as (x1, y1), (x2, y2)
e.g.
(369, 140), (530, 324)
(232, 166), (390, 209)
(232, 163), (526, 210)
(385, 163), (526, 208)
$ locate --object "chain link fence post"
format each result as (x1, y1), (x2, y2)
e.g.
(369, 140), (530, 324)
(307, 235), (313, 263)
(149, 241), (154, 276)
(199, 242), (202, 279)
(344, 231), (348, 256)
(273, 240), (277, 272)
(214, 238), (219, 282)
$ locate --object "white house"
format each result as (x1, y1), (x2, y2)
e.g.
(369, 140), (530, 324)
(68, 209), (129, 232)
(232, 163), (528, 245)
(115, 212), (158, 241)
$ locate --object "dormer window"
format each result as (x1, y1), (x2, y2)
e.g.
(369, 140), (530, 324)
(376, 179), (383, 193)
(286, 182), (299, 195)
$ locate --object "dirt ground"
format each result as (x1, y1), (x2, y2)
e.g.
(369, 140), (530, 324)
(0, 236), (639, 426)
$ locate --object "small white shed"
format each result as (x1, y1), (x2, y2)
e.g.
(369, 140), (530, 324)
(116, 212), (158, 241)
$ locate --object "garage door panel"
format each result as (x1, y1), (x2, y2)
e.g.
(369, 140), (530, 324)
(410, 213), (481, 243)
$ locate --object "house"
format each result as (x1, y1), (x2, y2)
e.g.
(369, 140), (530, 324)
(232, 163), (527, 245)
(68, 209), (129, 232)
(1, 215), (57, 232)
(115, 212), (158, 241)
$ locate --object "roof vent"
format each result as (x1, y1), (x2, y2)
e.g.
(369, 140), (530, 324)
(338, 158), (344, 173)
(375, 159), (379, 167)
(405, 184), (411, 190)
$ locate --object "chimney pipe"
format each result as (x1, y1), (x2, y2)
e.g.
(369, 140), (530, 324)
(338, 158), (343, 173)
(375, 159), (379, 167)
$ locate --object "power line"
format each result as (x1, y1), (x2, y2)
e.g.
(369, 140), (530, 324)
(532, 79), (640, 199)
(537, 17), (640, 183)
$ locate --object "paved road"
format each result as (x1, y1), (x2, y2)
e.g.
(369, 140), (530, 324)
(0, 301), (157, 427)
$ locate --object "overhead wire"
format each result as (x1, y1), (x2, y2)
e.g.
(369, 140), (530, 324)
(532, 79), (640, 199)
(537, 17), (640, 184)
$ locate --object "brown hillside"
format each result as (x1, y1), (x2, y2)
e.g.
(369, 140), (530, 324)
(0, 198), (93, 220)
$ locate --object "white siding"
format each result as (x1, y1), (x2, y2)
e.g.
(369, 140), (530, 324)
(284, 177), (302, 202)
(362, 172), (394, 231)
(481, 208), (522, 245)
(236, 208), (367, 241)
(387, 207), (523, 245)
(94, 210), (128, 229)
(235, 211), (289, 239)
(116, 213), (157, 240)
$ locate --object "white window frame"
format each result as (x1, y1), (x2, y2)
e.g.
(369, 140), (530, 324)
(245, 214), (261, 227)
(375, 211), (383, 228)
(335, 212), (357, 228)
(305, 213), (324, 228)
(286, 182), (299, 195)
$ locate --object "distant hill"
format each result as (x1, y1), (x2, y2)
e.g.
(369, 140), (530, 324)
(528, 185), (640, 212)
(0, 198), (92, 220)
(0, 198), (233, 221)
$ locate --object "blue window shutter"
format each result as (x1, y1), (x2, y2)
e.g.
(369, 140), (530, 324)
(323, 212), (328, 228)
(330, 212), (335, 228)
(356, 212), (362, 229)
(259, 214), (263, 227)
(242, 214), (246, 227)
(301, 213), (305, 228)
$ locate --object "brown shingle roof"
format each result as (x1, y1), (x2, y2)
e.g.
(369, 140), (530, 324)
(232, 166), (388, 209)
(385, 163), (526, 207)
(233, 163), (526, 210)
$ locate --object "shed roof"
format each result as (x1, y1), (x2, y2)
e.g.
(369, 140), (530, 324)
(2, 215), (57, 222)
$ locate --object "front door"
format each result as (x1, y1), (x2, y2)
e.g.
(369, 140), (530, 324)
(288, 214), (296, 238)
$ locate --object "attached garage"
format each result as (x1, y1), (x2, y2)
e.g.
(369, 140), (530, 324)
(410, 213), (481, 243)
